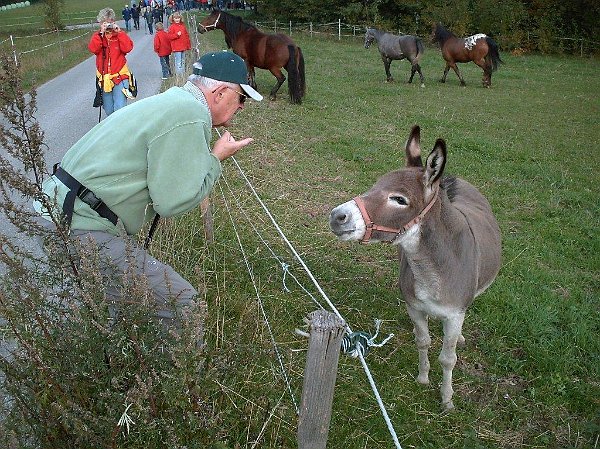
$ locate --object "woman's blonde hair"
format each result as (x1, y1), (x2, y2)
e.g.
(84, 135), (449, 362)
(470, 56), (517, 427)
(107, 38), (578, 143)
(168, 11), (183, 24)
(97, 7), (116, 23)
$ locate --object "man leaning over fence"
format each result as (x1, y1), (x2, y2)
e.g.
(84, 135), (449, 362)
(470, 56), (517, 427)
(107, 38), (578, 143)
(33, 51), (262, 334)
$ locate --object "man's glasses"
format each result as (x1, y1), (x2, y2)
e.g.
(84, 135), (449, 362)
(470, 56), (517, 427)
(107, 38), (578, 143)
(225, 86), (247, 104)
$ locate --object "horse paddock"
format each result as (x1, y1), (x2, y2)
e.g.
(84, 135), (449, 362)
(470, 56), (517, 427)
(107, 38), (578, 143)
(155, 24), (600, 449)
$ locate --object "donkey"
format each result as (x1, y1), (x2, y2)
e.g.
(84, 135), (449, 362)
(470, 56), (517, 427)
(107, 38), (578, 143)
(329, 126), (501, 410)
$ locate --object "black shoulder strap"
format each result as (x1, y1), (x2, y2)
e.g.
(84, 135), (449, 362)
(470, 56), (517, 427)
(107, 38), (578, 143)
(144, 214), (160, 249)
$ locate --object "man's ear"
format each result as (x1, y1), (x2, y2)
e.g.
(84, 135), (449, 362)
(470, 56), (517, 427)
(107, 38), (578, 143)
(211, 85), (226, 105)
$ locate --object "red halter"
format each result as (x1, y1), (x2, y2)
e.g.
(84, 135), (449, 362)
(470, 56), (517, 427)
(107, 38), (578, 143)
(353, 190), (439, 244)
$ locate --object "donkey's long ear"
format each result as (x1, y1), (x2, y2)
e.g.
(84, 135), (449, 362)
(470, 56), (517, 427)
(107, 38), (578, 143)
(405, 125), (423, 167)
(424, 138), (446, 191)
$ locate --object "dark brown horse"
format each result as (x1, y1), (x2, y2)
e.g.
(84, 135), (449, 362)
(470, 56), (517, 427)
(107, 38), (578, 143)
(198, 10), (306, 104)
(432, 23), (502, 87)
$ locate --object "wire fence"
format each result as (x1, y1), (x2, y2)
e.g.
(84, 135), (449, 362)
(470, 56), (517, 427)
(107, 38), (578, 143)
(250, 18), (600, 56)
(0, 10), (99, 29)
(0, 26), (92, 67)
(1, 12), (598, 70)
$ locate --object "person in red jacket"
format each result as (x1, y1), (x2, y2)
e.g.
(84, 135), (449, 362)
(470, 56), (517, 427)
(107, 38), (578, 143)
(88, 7), (135, 116)
(154, 22), (172, 79)
(167, 11), (191, 79)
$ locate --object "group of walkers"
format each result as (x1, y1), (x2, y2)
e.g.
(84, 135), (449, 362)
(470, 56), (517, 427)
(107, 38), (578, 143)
(89, 6), (192, 117)
(153, 11), (191, 80)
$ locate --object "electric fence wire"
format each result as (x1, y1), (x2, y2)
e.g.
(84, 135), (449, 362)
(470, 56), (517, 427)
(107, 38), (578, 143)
(219, 169), (327, 311)
(216, 179), (300, 416)
(216, 144), (402, 448)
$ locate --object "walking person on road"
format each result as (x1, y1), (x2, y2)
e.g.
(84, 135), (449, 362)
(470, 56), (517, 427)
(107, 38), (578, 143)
(89, 8), (135, 116)
(122, 4), (132, 32)
(154, 22), (173, 79)
(131, 4), (141, 30)
(144, 6), (154, 34)
(33, 51), (263, 332)
(167, 11), (191, 80)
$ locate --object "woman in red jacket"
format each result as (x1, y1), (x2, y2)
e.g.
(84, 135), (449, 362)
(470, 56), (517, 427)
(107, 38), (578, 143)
(167, 11), (191, 79)
(154, 22), (172, 79)
(88, 8), (135, 116)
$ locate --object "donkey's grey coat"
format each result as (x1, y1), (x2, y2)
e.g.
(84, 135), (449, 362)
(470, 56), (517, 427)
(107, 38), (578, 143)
(329, 126), (501, 409)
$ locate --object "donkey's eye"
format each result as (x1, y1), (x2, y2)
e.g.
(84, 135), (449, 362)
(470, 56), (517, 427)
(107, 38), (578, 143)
(389, 195), (408, 206)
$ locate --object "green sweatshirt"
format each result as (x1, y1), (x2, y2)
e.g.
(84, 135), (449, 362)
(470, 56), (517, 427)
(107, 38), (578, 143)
(34, 84), (222, 236)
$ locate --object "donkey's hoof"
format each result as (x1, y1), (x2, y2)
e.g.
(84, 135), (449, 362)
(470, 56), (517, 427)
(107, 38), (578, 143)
(386, 78), (394, 83)
(416, 374), (430, 385)
(269, 95), (277, 101)
(420, 83), (425, 88)
(441, 400), (455, 412)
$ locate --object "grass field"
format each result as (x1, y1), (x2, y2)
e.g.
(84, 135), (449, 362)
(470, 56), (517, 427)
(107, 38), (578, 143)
(147, 14), (600, 448)
(2, 3), (599, 447)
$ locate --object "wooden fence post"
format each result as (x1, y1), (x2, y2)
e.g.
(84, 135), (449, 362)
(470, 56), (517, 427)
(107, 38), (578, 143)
(297, 310), (346, 449)
(200, 196), (214, 244)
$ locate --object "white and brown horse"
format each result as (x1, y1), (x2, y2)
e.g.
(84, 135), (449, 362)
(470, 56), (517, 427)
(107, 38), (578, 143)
(329, 126), (501, 409)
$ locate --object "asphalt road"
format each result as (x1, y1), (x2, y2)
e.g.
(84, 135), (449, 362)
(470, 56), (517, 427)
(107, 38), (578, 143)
(0, 22), (162, 251)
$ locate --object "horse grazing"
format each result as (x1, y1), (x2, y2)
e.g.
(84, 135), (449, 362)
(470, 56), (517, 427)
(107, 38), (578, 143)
(431, 23), (502, 87)
(329, 126), (501, 410)
(365, 28), (425, 87)
(198, 10), (306, 104)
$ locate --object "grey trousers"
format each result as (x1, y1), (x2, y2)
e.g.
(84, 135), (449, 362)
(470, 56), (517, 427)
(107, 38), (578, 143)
(36, 218), (198, 328)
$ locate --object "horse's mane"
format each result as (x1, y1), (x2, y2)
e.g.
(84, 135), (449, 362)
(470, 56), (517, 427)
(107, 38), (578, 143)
(432, 23), (455, 45)
(220, 11), (257, 47)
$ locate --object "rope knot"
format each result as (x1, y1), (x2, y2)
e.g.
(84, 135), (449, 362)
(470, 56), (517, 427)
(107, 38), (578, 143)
(341, 319), (394, 358)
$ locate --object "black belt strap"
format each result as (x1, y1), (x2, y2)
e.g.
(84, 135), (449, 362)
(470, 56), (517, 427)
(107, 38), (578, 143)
(144, 213), (160, 249)
(54, 166), (118, 227)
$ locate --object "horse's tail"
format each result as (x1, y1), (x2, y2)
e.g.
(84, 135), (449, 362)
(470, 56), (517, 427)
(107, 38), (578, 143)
(286, 44), (305, 104)
(414, 37), (425, 61)
(485, 37), (503, 72)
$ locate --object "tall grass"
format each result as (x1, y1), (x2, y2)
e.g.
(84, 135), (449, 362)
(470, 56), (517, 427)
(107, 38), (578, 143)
(149, 16), (600, 448)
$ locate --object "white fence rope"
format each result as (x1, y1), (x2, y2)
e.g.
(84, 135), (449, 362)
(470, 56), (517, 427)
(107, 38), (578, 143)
(219, 145), (403, 449)
(217, 177), (301, 416)
(0, 28), (91, 64)
(11, 29), (55, 38)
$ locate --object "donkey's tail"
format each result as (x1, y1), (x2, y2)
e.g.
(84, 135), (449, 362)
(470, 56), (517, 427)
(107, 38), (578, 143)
(485, 37), (503, 72)
(286, 44), (306, 104)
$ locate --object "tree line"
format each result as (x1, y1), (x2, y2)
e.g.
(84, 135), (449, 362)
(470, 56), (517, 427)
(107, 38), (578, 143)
(254, 0), (600, 54)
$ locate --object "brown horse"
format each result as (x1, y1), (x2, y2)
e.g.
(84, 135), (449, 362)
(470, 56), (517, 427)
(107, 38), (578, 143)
(432, 23), (502, 87)
(198, 10), (306, 104)
(329, 126), (502, 410)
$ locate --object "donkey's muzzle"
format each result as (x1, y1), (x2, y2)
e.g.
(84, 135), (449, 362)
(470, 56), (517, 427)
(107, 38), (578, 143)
(329, 201), (366, 242)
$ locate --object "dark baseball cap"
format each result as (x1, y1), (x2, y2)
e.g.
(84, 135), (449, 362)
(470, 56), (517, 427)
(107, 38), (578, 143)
(192, 51), (263, 101)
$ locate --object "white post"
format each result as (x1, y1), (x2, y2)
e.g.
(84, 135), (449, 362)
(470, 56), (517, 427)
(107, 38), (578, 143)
(274, 19), (277, 33)
(10, 35), (18, 66)
(289, 20), (292, 35)
(57, 28), (64, 59)
(338, 19), (341, 41)
(310, 22), (312, 37)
